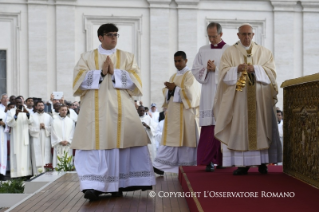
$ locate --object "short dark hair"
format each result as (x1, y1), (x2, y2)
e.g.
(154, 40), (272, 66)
(97, 23), (118, 37)
(277, 110), (283, 115)
(174, 51), (187, 60)
(60, 104), (68, 109)
(35, 101), (44, 107)
(207, 22), (222, 34)
(7, 103), (15, 107)
(17, 95), (24, 100)
(26, 97), (33, 102)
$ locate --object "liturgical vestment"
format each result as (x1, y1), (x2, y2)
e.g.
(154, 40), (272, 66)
(72, 45), (155, 193)
(214, 41), (282, 166)
(153, 66), (200, 173)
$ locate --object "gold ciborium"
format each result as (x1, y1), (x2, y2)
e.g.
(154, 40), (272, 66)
(235, 63), (251, 92)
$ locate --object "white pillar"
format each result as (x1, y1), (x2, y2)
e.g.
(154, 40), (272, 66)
(271, 1), (297, 109)
(28, 3), (48, 99)
(175, 0), (199, 68)
(301, 2), (319, 76)
(56, 1), (76, 100)
(148, 0), (172, 106)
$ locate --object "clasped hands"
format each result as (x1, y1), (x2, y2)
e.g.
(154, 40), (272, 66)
(207, 60), (216, 72)
(59, 141), (69, 146)
(164, 82), (176, 91)
(40, 123), (45, 130)
(102, 56), (114, 76)
(238, 63), (254, 73)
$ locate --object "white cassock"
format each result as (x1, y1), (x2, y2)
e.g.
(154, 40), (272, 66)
(68, 108), (78, 123)
(278, 120), (283, 165)
(29, 112), (52, 175)
(51, 116), (75, 168)
(7, 108), (33, 177)
(0, 104), (6, 112)
(154, 120), (164, 150)
(0, 110), (7, 175)
(192, 42), (229, 126)
(26, 108), (35, 115)
(151, 111), (159, 124)
(139, 115), (157, 161)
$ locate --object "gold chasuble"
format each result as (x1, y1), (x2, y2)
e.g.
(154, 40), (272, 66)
(162, 70), (200, 147)
(71, 49), (148, 150)
(214, 42), (278, 151)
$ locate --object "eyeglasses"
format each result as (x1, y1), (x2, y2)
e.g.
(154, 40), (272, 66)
(104, 33), (120, 38)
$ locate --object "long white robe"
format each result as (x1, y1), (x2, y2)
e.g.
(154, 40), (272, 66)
(29, 112), (52, 175)
(51, 116), (75, 168)
(192, 43), (229, 126)
(7, 108), (33, 177)
(73, 45), (155, 192)
(139, 115), (157, 161)
(154, 120), (164, 150)
(0, 110), (7, 175)
(153, 67), (200, 173)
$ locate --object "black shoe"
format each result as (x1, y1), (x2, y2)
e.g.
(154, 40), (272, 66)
(205, 163), (215, 172)
(258, 164), (268, 174)
(216, 165), (223, 169)
(111, 191), (123, 197)
(153, 167), (164, 175)
(84, 189), (100, 201)
(233, 167), (250, 175)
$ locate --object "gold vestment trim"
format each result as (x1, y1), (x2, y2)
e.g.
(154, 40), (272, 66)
(281, 73), (319, 88)
(181, 71), (191, 108)
(245, 53), (257, 150)
(179, 103), (183, 146)
(94, 49), (100, 149)
(116, 49), (122, 148)
(162, 73), (177, 146)
(73, 69), (86, 88)
(128, 70), (142, 87)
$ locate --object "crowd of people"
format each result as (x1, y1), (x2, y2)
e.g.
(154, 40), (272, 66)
(0, 93), (78, 178)
(0, 22), (283, 201)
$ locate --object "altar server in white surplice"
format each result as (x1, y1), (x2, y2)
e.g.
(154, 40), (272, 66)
(192, 22), (229, 172)
(71, 23), (155, 201)
(51, 105), (75, 168)
(7, 98), (33, 178)
(153, 51), (200, 175)
(137, 106), (157, 161)
(29, 101), (52, 175)
(0, 109), (7, 175)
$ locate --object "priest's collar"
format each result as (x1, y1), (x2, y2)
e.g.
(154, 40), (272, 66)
(59, 114), (66, 119)
(98, 45), (116, 55)
(239, 41), (251, 50)
(211, 40), (226, 49)
(176, 66), (189, 75)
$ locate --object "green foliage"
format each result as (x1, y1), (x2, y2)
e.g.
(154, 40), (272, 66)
(0, 178), (24, 193)
(55, 151), (75, 172)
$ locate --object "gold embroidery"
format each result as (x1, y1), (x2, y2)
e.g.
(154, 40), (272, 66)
(181, 71), (191, 108)
(116, 49), (122, 148)
(179, 103), (183, 146)
(73, 69), (86, 88)
(128, 70), (142, 87)
(94, 49), (100, 149)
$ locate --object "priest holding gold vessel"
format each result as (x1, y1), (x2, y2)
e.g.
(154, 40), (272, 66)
(213, 23), (282, 175)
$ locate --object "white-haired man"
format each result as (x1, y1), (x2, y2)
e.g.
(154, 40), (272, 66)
(214, 23), (282, 175)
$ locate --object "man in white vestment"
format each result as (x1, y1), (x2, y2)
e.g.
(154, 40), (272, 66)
(150, 103), (159, 124)
(7, 98), (33, 178)
(192, 22), (229, 172)
(214, 23), (282, 175)
(0, 94), (8, 112)
(277, 110), (283, 165)
(25, 98), (35, 115)
(153, 51), (200, 175)
(0, 109), (7, 176)
(29, 101), (52, 175)
(71, 23), (155, 201)
(51, 105), (75, 168)
(137, 106), (157, 161)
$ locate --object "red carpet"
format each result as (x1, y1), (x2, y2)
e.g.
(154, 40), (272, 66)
(179, 166), (319, 212)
